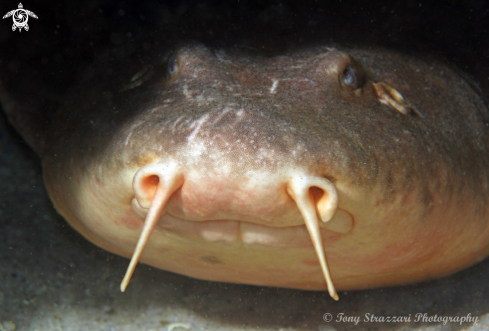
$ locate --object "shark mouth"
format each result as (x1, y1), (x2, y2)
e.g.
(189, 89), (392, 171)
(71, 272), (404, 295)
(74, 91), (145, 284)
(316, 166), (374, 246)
(120, 162), (341, 300)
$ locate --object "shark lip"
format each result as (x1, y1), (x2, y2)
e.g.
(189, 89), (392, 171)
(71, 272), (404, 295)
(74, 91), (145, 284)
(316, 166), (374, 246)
(131, 194), (353, 248)
(153, 213), (344, 247)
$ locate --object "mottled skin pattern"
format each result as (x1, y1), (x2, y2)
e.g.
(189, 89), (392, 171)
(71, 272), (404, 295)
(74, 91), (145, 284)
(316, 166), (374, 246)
(2, 43), (489, 292)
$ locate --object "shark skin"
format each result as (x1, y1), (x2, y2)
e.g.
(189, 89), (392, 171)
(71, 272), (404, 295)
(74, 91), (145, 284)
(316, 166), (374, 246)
(1, 42), (489, 300)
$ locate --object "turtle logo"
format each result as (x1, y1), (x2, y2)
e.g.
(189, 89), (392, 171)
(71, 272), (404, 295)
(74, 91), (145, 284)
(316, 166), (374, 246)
(3, 3), (38, 32)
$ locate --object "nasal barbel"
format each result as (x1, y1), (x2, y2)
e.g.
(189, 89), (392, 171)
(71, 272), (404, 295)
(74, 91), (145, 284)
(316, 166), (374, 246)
(120, 162), (184, 293)
(286, 175), (339, 300)
(120, 163), (340, 300)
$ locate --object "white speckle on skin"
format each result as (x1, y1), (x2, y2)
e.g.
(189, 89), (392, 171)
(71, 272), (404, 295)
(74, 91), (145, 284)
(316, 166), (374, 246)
(187, 114), (210, 143)
(183, 84), (191, 99)
(212, 106), (232, 124)
(172, 115), (187, 130)
(270, 79), (279, 94)
(124, 131), (133, 146)
(187, 140), (207, 158)
(325, 64), (339, 75)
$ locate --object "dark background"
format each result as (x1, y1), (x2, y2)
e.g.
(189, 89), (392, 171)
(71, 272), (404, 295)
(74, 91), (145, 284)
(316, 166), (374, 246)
(0, 0), (488, 100)
(1, 1), (489, 330)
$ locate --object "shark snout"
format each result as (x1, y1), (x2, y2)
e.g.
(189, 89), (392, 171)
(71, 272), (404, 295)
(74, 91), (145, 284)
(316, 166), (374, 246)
(121, 159), (357, 300)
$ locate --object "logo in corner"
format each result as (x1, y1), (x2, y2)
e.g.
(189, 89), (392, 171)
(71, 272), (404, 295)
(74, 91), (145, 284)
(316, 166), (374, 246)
(3, 3), (38, 32)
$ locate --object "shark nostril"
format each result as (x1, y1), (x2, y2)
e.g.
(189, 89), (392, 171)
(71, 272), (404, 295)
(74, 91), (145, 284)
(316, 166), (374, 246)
(133, 163), (180, 209)
(144, 174), (159, 187)
(133, 173), (160, 209)
(309, 186), (324, 202)
(309, 184), (354, 234)
(140, 174), (159, 199)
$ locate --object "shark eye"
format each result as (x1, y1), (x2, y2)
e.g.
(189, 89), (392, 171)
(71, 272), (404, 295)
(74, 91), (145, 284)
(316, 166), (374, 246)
(339, 56), (366, 92)
(341, 66), (356, 86)
(168, 54), (178, 75)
